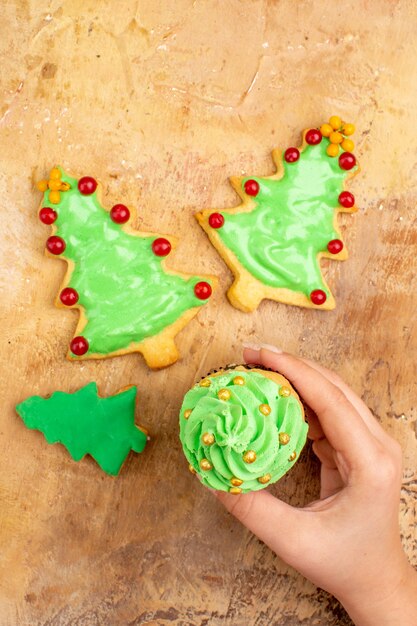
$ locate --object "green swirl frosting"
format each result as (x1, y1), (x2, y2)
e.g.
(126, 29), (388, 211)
(179, 369), (308, 493)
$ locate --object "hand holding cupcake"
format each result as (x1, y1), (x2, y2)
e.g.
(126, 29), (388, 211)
(179, 365), (308, 494)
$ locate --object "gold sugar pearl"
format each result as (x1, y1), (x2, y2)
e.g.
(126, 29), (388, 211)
(184, 409), (192, 419)
(230, 487), (242, 495)
(188, 464), (196, 474)
(243, 450), (257, 464)
(218, 388), (231, 401)
(200, 458), (213, 471)
(199, 378), (211, 388)
(257, 473), (271, 484)
(279, 432), (290, 445)
(233, 376), (245, 386)
(288, 451), (297, 462)
(230, 477), (243, 487)
(202, 432), (215, 446)
(259, 403), (271, 416)
(279, 386), (291, 397)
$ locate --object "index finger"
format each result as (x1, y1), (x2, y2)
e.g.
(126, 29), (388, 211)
(244, 347), (378, 470)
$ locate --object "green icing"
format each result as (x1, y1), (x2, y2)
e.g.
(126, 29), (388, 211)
(41, 170), (212, 356)
(215, 140), (357, 296)
(179, 370), (308, 493)
(16, 382), (147, 476)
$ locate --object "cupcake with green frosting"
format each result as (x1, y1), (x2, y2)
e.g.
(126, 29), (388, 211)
(179, 365), (308, 494)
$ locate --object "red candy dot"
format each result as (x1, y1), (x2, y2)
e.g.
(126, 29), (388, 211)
(60, 287), (79, 306)
(194, 281), (212, 300)
(208, 213), (225, 229)
(305, 129), (322, 145)
(339, 152), (356, 171)
(284, 147), (300, 163)
(110, 204), (130, 224)
(327, 239), (344, 254)
(244, 179), (260, 196)
(70, 336), (89, 356)
(310, 289), (327, 305)
(78, 176), (97, 195)
(39, 207), (57, 225)
(152, 238), (171, 257)
(46, 235), (66, 255)
(338, 191), (355, 208)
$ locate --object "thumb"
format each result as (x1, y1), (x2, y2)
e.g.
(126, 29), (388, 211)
(215, 490), (306, 564)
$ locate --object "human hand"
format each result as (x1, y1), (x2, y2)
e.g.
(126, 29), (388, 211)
(216, 345), (417, 626)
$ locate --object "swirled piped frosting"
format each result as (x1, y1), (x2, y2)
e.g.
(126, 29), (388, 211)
(179, 368), (308, 493)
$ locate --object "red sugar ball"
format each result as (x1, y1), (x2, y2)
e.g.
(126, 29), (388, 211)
(244, 179), (260, 196)
(305, 129), (322, 145)
(78, 176), (98, 195)
(339, 152), (356, 171)
(327, 239), (344, 255)
(208, 213), (225, 229)
(39, 207), (57, 225)
(284, 147), (300, 163)
(46, 235), (66, 255)
(310, 289), (327, 305)
(60, 287), (79, 306)
(70, 336), (89, 356)
(338, 191), (355, 208)
(194, 281), (212, 300)
(152, 238), (172, 257)
(110, 204), (130, 224)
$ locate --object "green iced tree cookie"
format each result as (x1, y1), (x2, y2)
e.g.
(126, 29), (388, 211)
(196, 116), (359, 311)
(36, 167), (215, 368)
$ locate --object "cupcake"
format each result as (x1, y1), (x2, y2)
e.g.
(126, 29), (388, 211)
(179, 365), (308, 494)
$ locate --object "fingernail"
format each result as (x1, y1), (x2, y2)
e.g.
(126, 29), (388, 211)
(243, 342), (261, 351)
(259, 343), (283, 354)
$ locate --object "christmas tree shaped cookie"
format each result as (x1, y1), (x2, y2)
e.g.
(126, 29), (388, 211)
(36, 168), (216, 368)
(16, 383), (148, 475)
(196, 116), (360, 311)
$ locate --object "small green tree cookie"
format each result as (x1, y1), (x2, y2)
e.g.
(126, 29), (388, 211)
(16, 382), (148, 476)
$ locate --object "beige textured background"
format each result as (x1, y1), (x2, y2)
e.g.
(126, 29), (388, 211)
(1, 1), (416, 625)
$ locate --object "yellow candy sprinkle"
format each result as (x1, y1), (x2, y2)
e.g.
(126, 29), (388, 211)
(259, 403), (271, 416)
(49, 190), (61, 204)
(60, 181), (71, 191)
(188, 464), (196, 474)
(230, 477), (243, 487)
(233, 376), (245, 386)
(230, 487), (242, 494)
(341, 138), (354, 152)
(342, 123), (355, 136)
(243, 450), (256, 464)
(320, 123), (333, 138)
(49, 167), (61, 180)
(288, 451), (297, 462)
(279, 432), (290, 445)
(326, 144), (339, 157)
(184, 409), (192, 419)
(199, 379), (211, 388)
(37, 180), (48, 192)
(218, 388), (231, 401)
(329, 131), (343, 145)
(48, 179), (62, 191)
(257, 474), (271, 484)
(202, 432), (215, 446)
(279, 386), (291, 397)
(200, 459), (213, 471)
(329, 115), (342, 130)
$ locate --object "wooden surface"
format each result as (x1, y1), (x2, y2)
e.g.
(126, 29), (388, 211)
(1, 1), (416, 624)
